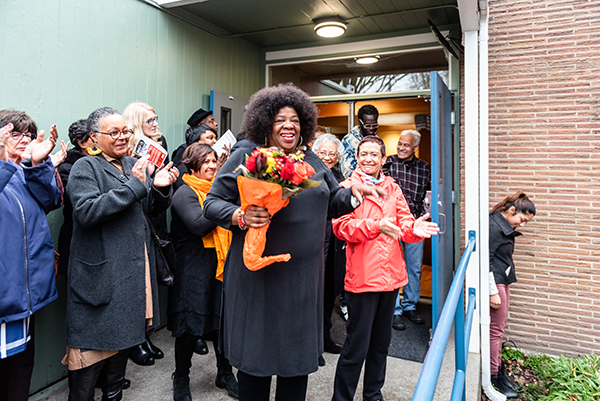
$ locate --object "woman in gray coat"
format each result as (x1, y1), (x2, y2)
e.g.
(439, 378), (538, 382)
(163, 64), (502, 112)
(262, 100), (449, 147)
(65, 107), (179, 401)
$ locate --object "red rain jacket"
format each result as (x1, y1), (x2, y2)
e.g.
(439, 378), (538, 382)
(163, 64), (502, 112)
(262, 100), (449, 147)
(332, 172), (424, 293)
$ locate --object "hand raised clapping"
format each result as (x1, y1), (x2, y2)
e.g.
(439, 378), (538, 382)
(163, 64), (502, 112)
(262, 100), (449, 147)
(153, 161), (180, 188)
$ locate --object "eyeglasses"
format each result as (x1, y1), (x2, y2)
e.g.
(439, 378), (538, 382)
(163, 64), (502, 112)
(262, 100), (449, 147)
(144, 116), (158, 125)
(317, 151), (338, 159)
(11, 131), (37, 141)
(95, 129), (133, 139)
(359, 119), (379, 129)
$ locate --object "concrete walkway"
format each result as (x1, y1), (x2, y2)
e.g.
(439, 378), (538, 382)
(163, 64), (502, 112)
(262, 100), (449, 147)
(29, 323), (480, 401)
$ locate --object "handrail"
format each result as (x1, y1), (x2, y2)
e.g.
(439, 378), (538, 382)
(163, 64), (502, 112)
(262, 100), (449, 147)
(412, 230), (477, 401)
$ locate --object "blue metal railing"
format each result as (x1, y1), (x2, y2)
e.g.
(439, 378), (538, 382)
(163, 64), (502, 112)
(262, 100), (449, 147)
(412, 230), (477, 401)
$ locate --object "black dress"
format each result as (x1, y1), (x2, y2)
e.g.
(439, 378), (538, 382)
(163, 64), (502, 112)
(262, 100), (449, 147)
(203, 149), (355, 377)
(168, 183), (222, 337)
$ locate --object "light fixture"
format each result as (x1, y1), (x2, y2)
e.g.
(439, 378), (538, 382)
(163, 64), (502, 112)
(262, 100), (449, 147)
(313, 16), (347, 38)
(355, 55), (379, 65)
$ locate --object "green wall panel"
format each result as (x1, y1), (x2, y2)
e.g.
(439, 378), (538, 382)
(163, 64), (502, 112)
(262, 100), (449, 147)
(0, 0), (262, 393)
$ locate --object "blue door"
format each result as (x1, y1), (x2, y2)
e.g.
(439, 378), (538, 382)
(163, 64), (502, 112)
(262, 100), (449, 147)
(430, 71), (454, 331)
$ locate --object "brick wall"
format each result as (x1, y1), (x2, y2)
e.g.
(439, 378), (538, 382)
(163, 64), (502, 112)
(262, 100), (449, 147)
(484, 0), (600, 356)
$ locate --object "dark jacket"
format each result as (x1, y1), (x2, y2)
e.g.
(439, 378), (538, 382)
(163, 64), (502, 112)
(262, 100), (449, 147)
(489, 211), (521, 286)
(167, 184), (221, 337)
(149, 136), (169, 239)
(172, 143), (187, 191)
(325, 166), (346, 296)
(0, 158), (61, 324)
(57, 148), (88, 276)
(66, 154), (172, 350)
(204, 148), (355, 377)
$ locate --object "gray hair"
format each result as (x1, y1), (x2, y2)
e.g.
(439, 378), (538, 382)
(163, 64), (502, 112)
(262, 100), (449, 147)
(87, 107), (121, 134)
(400, 129), (421, 146)
(312, 133), (343, 161)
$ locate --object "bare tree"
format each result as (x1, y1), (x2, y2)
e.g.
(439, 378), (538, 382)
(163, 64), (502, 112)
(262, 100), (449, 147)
(338, 74), (408, 93)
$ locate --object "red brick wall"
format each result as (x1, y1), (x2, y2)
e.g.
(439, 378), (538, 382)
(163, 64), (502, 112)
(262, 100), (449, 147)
(485, 0), (600, 356)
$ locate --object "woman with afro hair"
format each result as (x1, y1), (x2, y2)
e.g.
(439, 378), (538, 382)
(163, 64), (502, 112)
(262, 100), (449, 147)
(204, 84), (384, 401)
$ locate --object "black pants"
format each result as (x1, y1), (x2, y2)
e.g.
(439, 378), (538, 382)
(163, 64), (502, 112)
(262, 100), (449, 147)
(332, 289), (398, 401)
(68, 349), (129, 401)
(175, 331), (232, 376)
(0, 318), (35, 401)
(237, 370), (308, 401)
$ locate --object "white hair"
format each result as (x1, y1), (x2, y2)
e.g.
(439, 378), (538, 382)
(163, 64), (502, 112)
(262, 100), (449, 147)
(400, 129), (421, 146)
(312, 133), (343, 161)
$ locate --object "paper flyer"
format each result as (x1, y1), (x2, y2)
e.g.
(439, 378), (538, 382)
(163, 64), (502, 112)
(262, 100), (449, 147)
(213, 129), (237, 157)
(133, 136), (168, 167)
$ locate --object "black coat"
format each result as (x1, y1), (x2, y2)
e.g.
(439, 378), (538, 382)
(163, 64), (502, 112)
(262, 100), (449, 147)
(66, 154), (172, 350)
(325, 166), (346, 296)
(203, 149), (355, 377)
(489, 212), (521, 286)
(149, 136), (169, 239)
(172, 143), (187, 192)
(167, 183), (221, 337)
(57, 148), (87, 276)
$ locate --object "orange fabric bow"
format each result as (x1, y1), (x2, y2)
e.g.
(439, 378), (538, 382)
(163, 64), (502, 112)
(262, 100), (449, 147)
(237, 175), (291, 271)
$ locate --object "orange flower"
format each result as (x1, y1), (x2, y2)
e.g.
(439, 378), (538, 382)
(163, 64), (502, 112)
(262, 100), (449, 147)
(291, 162), (316, 185)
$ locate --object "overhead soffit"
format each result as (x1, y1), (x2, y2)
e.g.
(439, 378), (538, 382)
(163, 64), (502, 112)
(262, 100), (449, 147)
(159, 0), (461, 49)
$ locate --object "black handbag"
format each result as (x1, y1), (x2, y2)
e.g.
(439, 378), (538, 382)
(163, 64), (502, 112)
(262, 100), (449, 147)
(146, 215), (175, 287)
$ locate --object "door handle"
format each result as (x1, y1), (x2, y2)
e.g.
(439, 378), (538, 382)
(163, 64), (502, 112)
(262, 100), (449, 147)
(438, 213), (446, 234)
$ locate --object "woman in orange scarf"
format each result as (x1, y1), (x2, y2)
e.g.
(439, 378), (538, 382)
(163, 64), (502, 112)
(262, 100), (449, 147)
(167, 143), (237, 401)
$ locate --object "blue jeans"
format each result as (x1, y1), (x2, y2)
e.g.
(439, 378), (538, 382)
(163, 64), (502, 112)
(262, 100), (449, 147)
(394, 240), (424, 315)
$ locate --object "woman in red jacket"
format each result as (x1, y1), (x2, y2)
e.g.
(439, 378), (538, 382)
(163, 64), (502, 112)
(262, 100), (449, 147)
(331, 135), (439, 401)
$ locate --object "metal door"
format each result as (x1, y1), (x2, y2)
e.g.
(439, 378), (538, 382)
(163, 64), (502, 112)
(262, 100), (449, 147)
(430, 71), (454, 331)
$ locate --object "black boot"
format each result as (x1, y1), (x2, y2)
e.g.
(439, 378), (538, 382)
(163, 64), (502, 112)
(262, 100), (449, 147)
(491, 374), (518, 399)
(68, 362), (104, 401)
(216, 372), (239, 399)
(194, 338), (209, 355)
(500, 364), (522, 392)
(173, 372), (192, 401)
(100, 350), (130, 401)
(144, 335), (164, 359)
(129, 343), (155, 366)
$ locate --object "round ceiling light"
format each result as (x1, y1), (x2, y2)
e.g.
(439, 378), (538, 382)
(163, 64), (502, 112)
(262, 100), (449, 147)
(314, 20), (347, 38)
(355, 56), (379, 64)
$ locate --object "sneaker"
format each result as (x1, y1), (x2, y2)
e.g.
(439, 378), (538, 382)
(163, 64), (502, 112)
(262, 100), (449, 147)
(340, 305), (348, 321)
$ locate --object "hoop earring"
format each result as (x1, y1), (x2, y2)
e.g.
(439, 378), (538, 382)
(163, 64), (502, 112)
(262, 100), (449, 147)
(87, 140), (102, 155)
(298, 136), (303, 147)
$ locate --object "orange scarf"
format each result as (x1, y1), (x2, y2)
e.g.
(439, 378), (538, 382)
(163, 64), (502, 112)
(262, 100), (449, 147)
(182, 173), (231, 281)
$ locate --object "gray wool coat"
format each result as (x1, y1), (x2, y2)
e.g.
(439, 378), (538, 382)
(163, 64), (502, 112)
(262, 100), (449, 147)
(66, 154), (172, 351)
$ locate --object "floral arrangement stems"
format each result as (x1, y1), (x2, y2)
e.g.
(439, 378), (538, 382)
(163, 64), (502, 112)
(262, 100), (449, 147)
(237, 175), (291, 271)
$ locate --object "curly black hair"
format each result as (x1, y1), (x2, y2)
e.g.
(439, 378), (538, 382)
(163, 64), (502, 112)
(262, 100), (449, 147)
(357, 104), (379, 121)
(68, 119), (90, 150)
(242, 84), (318, 148)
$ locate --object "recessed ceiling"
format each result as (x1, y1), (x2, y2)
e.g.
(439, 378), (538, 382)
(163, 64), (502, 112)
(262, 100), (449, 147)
(158, 0), (461, 49)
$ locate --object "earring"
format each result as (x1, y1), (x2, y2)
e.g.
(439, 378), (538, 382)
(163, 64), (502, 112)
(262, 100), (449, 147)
(87, 141), (102, 155)
(298, 136), (303, 147)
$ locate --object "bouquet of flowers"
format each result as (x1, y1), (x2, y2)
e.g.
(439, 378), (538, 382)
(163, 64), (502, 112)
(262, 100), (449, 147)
(236, 147), (321, 271)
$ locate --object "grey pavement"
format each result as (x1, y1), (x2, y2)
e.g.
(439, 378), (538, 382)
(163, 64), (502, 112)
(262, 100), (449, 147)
(30, 315), (480, 401)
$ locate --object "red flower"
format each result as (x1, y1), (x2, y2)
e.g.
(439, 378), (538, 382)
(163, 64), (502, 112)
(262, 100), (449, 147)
(246, 153), (257, 172)
(280, 159), (296, 181)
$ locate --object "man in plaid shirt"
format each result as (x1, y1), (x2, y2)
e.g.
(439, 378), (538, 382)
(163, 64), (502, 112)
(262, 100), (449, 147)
(384, 129), (431, 330)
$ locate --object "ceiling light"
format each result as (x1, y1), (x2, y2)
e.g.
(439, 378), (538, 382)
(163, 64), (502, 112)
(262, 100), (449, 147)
(313, 16), (347, 38)
(355, 56), (379, 64)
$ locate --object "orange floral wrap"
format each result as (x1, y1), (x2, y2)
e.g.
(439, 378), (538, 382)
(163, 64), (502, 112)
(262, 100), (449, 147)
(237, 175), (291, 271)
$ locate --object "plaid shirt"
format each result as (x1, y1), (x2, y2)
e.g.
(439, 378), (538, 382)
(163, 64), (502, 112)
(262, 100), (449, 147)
(384, 155), (431, 218)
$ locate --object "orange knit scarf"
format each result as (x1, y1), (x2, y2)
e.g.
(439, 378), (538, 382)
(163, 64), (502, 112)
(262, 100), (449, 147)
(182, 173), (231, 281)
